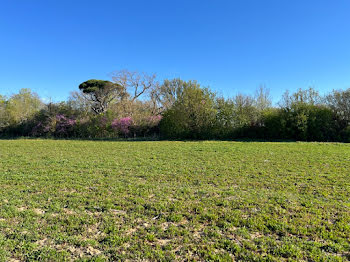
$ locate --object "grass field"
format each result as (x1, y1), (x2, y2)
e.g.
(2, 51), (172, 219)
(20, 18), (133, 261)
(0, 140), (349, 261)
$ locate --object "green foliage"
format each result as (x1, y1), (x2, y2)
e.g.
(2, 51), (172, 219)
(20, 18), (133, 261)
(326, 88), (350, 133)
(160, 81), (217, 139)
(5, 89), (43, 125)
(214, 97), (236, 138)
(79, 79), (124, 114)
(71, 113), (115, 139)
(279, 89), (337, 141)
(0, 89), (43, 136)
(79, 79), (114, 94)
(1, 84), (350, 142)
(232, 94), (258, 128)
(0, 95), (8, 129)
(339, 126), (350, 142)
(261, 108), (286, 139)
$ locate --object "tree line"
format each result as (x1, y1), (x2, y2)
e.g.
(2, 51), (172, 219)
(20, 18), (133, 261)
(1, 69), (350, 142)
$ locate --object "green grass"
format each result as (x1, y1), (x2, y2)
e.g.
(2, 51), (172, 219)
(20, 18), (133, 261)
(0, 140), (349, 261)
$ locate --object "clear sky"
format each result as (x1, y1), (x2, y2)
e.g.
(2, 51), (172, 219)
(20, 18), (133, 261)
(1, 0), (350, 103)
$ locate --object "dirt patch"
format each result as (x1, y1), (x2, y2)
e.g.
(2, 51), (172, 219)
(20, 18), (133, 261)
(17, 206), (27, 212)
(33, 208), (45, 215)
(110, 209), (127, 215)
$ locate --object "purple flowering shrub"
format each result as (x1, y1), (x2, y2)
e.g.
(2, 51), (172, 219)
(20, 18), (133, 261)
(30, 113), (55, 137)
(31, 121), (52, 136)
(31, 114), (76, 137)
(55, 114), (76, 136)
(30, 113), (161, 138)
(111, 117), (133, 137)
(147, 115), (162, 126)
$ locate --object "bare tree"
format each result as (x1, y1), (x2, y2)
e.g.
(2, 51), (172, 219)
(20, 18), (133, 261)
(149, 83), (162, 115)
(254, 85), (272, 111)
(157, 78), (186, 112)
(279, 88), (323, 109)
(153, 78), (203, 114)
(278, 90), (291, 109)
(292, 87), (323, 105)
(68, 91), (92, 115)
(111, 70), (157, 102)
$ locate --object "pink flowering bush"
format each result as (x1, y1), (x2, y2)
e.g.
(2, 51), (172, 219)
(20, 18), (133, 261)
(55, 114), (76, 136)
(31, 121), (52, 136)
(111, 117), (133, 137)
(31, 114), (76, 137)
(148, 115), (162, 126)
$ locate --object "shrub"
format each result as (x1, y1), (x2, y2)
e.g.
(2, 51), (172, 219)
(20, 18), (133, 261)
(340, 126), (350, 142)
(31, 121), (52, 137)
(112, 117), (133, 137)
(132, 115), (162, 137)
(73, 114), (114, 138)
(55, 114), (76, 137)
(160, 82), (217, 139)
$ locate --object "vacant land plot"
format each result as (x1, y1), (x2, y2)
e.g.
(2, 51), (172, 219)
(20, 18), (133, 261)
(0, 140), (349, 261)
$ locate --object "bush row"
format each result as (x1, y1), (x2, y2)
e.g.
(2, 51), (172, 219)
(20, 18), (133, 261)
(1, 80), (350, 142)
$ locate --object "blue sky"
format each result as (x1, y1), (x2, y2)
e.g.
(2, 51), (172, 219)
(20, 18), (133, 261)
(1, 0), (350, 103)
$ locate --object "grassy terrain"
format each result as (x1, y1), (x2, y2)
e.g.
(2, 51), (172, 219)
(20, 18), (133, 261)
(0, 140), (349, 261)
